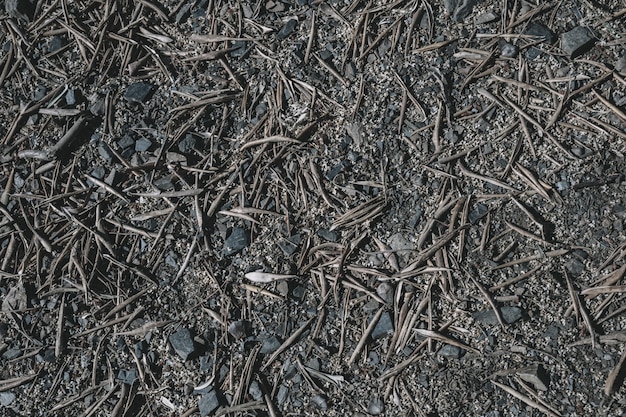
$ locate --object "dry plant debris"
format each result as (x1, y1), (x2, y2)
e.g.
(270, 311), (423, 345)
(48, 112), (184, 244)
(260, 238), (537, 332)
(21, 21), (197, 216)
(1, 0), (626, 415)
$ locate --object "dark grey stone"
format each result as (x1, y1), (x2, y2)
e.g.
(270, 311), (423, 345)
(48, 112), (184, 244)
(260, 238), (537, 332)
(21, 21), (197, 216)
(311, 394), (328, 410)
(565, 258), (584, 275)
(473, 306), (523, 325)
(260, 335), (282, 354)
(117, 369), (138, 385)
(3, 348), (22, 360)
(91, 166), (105, 180)
(517, 364), (549, 391)
(317, 229), (338, 242)
(371, 312), (394, 339)
(278, 234), (301, 256)
(154, 176), (175, 191)
(49, 36), (65, 53)
(178, 134), (196, 153)
(169, 328), (196, 361)
(118, 134), (135, 149)
(276, 384), (289, 405)
(227, 321), (247, 339)
(222, 227), (249, 256)
(135, 137), (152, 152)
(33, 85), (47, 101)
(276, 19), (297, 40)
(525, 23), (556, 44)
(124, 82), (154, 103)
(469, 203), (489, 224)
(249, 380), (263, 401)
(198, 390), (220, 417)
(438, 344), (464, 359)
(501, 42), (519, 58)
(561, 26), (595, 59)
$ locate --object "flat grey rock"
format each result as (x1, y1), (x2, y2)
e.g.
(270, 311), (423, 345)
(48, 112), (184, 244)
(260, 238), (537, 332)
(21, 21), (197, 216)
(135, 137), (152, 152)
(198, 390), (220, 417)
(473, 306), (523, 325)
(368, 397), (384, 415)
(260, 335), (282, 354)
(276, 19), (297, 39)
(124, 82), (154, 103)
(516, 364), (549, 391)
(438, 344), (464, 359)
(222, 227), (249, 256)
(561, 26), (595, 59)
(169, 328), (196, 361)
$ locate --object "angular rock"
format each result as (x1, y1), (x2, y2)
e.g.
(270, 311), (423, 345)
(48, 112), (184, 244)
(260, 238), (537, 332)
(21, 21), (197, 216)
(178, 134), (196, 154)
(249, 380), (263, 401)
(475, 11), (498, 24)
(453, 0), (478, 22)
(468, 203), (489, 224)
(516, 364), (549, 391)
(317, 229), (338, 242)
(222, 227), (249, 256)
(438, 344), (464, 359)
(473, 306), (523, 325)
(124, 82), (154, 103)
(561, 26), (595, 59)
(525, 23), (556, 44)
(227, 321), (247, 339)
(2, 282), (27, 312)
(276, 19), (297, 39)
(117, 369), (138, 385)
(135, 137), (152, 152)
(169, 328), (196, 361)
(260, 335), (282, 354)
(278, 234), (301, 256)
(198, 390), (220, 417)
(371, 312), (394, 339)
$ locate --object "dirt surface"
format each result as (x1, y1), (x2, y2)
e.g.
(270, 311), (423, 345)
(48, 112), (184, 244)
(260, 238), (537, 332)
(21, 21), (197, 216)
(1, 0), (626, 416)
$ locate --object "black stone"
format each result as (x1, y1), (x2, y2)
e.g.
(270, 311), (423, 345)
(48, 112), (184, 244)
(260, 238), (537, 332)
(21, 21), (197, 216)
(371, 312), (394, 339)
(198, 390), (220, 417)
(276, 19), (297, 40)
(118, 134), (135, 149)
(124, 82), (154, 103)
(222, 227), (249, 256)
(473, 306), (523, 325)
(438, 344), (464, 359)
(500, 42), (519, 58)
(178, 134), (196, 154)
(278, 234), (301, 256)
(169, 328), (196, 361)
(525, 23), (556, 44)
(317, 229), (338, 242)
(561, 26), (595, 59)
(469, 203), (489, 224)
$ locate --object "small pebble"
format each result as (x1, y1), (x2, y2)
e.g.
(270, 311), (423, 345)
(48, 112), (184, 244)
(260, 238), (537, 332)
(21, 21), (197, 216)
(249, 381), (263, 401)
(198, 390), (220, 417)
(169, 328), (196, 361)
(260, 335), (282, 354)
(276, 19), (297, 40)
(438, 344), (464, 359)
(500, 42), (519, 58)
(371, 312), (394, 339)
(135, 137), (152, 152)
(222, 227), (249, 256)
(124, 82), (154, 103)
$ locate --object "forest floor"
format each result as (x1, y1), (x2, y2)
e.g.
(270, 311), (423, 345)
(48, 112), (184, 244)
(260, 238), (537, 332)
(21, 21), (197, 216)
(1, 0), (626, 416)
